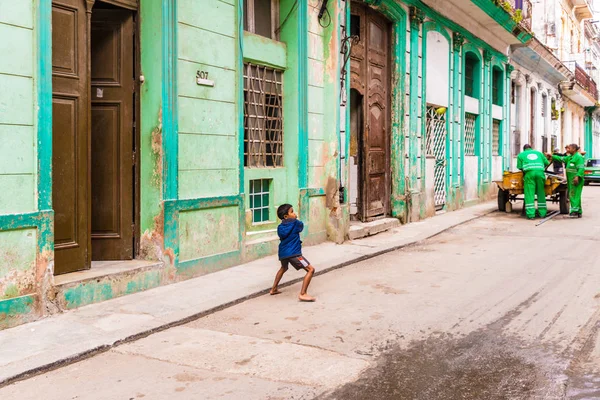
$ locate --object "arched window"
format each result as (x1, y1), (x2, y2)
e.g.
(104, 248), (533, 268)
(464, 52), (480, 98)
(492, 67), (503, 106)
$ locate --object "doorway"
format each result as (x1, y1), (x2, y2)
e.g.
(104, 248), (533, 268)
(52, 0), (138, 275)
(349, 1), (392, 222)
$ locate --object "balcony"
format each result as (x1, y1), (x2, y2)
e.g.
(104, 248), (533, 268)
(561, 61), (598, 106)
(564, 61), (598, 100)
(572, 0), (594, 20)
(507, 0), (532, 31)
(422, 0), (533, 50)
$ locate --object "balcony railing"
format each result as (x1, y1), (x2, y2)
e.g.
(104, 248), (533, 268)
(507, 0), (532, 30)
(564, 61), (599, 100)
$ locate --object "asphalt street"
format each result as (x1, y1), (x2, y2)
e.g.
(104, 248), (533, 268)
(2, 187), (600, 399)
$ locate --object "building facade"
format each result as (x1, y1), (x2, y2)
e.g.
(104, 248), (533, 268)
(530, 0), (599, 156)
(0, 0), (531, 329)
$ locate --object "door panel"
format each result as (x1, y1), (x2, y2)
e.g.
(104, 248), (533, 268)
(90, 9), (134, 260)
(52, 0), (90, 275)
(364, 10), (390, 219)
(350, 2), (391, 221)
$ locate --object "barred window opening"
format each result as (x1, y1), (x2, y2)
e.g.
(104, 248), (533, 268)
(492, 119), (501, 156)
(426, 106), (446, 157)
(244, 63), (284, 168)
(464, 113), (477, 156)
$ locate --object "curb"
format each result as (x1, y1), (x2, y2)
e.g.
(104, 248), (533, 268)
(0, 207), (496, 388)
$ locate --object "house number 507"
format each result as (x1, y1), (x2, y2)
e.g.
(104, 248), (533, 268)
(196, 70), (214, 87)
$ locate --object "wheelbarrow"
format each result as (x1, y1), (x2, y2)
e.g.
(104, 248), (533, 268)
(495, 171), (570, 215)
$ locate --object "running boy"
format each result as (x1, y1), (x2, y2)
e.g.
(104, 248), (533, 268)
(270, 204), (316, 302)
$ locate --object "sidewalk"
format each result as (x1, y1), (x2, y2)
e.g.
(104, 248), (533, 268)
(0, 202), (495, 386)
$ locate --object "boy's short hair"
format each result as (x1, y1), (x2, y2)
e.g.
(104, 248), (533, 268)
(277, 204), (293, 220)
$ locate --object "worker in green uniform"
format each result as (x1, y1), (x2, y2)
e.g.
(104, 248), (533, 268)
(517, 144), (550, 219)
(550, 143), (585, 218)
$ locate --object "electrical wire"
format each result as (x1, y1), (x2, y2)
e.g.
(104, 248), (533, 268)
(276, 0), (299, 34)
(319, 6), (332, 28)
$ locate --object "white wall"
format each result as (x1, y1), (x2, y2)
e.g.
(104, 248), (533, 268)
(426, 31), (450, 107)
(464, 156), (479, 201)
(492, 156), (503, 180)
(465, 96), (479, 114)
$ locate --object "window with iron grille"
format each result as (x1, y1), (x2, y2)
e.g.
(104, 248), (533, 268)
(249, 179), (271, 223)
(244, 63), (284, 168)
(464, 113), (477, 156)
(492, 119), (501, 155)
(426, 105), (445, 156)
(542, 135), (548, 153)
(551, 135), (557, 151)
(514, 130), (521, 155)
(541, 94), (547, 117)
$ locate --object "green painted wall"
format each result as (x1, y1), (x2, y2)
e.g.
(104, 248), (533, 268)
(306, 0), (336, 241)
(177, 0), (239, 200)
(0, 1), (36, 213)
(0, 229), (37, 299)
(0, 0), (40, 321)
(139, 0), (164, 235)
(179, 206), (240, 261)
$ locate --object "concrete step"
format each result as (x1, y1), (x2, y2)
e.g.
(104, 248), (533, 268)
(53, 260), (166, 310)
(348, 217), (400, 240)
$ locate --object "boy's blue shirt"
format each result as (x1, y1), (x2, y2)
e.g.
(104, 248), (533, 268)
(277, 218), (304, 260)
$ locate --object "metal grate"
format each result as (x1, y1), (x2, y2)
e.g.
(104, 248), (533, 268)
(492, 119), (500, 156)
(249, 179), (271, 223)
(542, 135), (548, 153)
(426, 106), (447, 208)
(551, 135), (557, 151)
(514, 130), (521, 156)
(541, 95), (547, 117)
(464, 113), (477, 156)
(244, 63), (284, 168)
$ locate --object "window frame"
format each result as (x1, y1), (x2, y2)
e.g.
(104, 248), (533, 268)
(492, 67), (503, 106)
(249, 179), (272, 224)
(464, 52), (480, 98)
(243, 62), (285, 168)
(244, 0), (280, 41)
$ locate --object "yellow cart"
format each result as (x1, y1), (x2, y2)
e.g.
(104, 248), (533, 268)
(495, 171), (569, 214)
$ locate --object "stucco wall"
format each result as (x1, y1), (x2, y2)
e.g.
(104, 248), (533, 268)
(426, 30), (450, 107)
(0, 1), (36, 214)
(464, 156), (479, 201)
(0, 1), (39, 311)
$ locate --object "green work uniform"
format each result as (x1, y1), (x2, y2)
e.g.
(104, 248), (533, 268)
(517, 149), (550, 219)
(552, 152), (585, 215)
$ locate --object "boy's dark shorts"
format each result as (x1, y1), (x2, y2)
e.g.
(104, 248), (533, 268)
(281, 255), (311, 271)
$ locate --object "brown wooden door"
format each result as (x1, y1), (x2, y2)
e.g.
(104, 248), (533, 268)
(52, 0), (91, 274)
(90, 9), (135, 260)
(364, 10), (390, 219)
(350, 2), (391, 221)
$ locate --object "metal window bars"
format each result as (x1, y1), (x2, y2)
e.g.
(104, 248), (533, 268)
(464, 113), (477, 156)
(426, 106), (445, 157)
(426, 105), (448, 208)
(244, 63), (284, 168)
(492, 119), (500, 156)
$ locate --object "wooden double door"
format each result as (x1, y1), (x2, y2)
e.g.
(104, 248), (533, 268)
(349, 2), (392, 221)
(52, 0), (138, 275)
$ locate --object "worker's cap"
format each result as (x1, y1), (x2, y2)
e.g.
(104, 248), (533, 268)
(553, 148), (560, 152)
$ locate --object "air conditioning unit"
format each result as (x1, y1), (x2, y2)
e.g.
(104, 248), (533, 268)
(546, 23), (556, 36)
